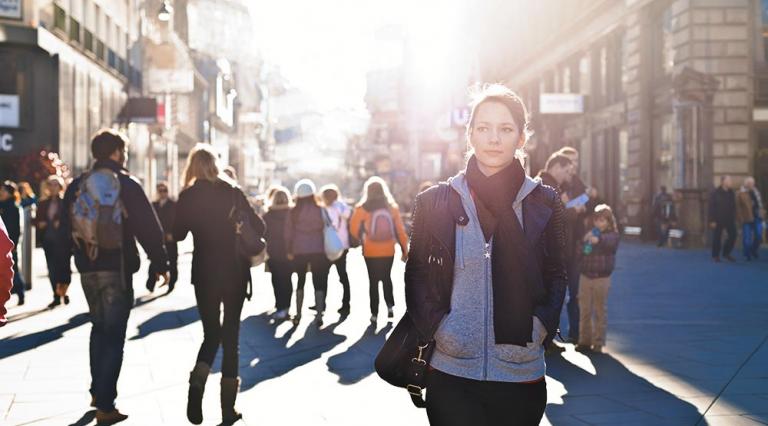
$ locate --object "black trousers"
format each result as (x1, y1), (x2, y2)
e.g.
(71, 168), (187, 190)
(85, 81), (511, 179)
(331, 250), (351, 307)
(426, 369), (547, 426)
(193, 282), (246, 378)
(711, 222), (736, 258)
(294, 253), (331, 293)
(268, 259), (293, 310)
(364, 256), (394, 315)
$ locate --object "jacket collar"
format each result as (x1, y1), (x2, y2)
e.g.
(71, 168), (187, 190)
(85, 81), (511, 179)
(93, 159), (128, 174)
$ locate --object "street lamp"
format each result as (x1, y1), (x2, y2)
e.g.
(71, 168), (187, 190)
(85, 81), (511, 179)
(157, 1), (173, 22)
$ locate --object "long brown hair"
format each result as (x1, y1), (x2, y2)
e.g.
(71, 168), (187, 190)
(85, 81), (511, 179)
(182, 144), (231, 188)
(593, 204), (618, 233)
(356, 176), (397, 208)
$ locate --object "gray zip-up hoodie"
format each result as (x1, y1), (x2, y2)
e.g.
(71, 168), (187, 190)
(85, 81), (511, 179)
(430, 172), (549, 382)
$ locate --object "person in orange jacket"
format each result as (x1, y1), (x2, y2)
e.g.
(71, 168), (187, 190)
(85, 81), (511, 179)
(0, 216), (14, 327)
(350, 176), (408, 323)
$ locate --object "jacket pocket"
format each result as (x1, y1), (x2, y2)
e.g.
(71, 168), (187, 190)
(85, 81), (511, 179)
(492, 316), (547, 364)
(434, 310), (483, 360)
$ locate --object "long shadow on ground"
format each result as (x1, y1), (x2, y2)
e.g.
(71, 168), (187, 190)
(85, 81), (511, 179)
(326, 322), (393, 384)
(546, 351), (707, 425)
(0, 313), (90, 360)
(129, 306), (198, 340)
(237, 313), (347, 391)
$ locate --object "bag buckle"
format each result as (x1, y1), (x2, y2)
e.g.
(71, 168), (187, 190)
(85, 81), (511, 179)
(407, 384), (423, 396)
(411, 342), (430, 365)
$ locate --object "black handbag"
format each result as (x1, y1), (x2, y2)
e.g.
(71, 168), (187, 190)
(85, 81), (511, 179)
(228, 187), (266, 300)
(375, 312), (434, 408)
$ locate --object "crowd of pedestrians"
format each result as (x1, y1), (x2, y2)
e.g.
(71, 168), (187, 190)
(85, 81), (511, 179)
(0, 82), (764, 426)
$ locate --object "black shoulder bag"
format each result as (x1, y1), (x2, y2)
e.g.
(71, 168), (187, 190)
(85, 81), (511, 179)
(228, 186), (266, 300)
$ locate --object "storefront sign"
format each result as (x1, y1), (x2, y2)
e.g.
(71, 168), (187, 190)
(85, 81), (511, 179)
(0, 0), (22, 19)
(0, 94), (20, 128)
(0, 133), (13, 152)
(540, 93), (584, 114)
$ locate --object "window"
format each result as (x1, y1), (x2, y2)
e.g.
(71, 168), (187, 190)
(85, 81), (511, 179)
(579, 55), (590, 96)
(69, 17), (81, 43)
(655, 6), (675, 78)
(54, 3), (67, 32)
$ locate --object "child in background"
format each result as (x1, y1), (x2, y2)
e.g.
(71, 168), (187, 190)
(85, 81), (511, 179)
(577, 204), (620, 353)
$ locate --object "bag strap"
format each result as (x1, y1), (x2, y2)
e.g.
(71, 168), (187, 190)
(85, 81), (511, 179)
(406, 341), (432, 408)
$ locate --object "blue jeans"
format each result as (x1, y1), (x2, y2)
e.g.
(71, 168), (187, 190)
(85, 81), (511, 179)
(742, 221), (763, 259)
(81, 271), (133, 411)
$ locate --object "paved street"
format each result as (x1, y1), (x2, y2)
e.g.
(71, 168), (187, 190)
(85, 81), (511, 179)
(1, 240), (767, 425)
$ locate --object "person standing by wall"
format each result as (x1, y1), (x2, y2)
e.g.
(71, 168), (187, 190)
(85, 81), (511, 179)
(652, 186), (677, 248)
(736, 177), (765, 261)
(263, 186), (293, 321)
(709, 175), (737, 262)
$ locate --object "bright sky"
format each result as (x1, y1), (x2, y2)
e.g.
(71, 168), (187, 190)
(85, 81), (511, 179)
(248, 0), (466, 112)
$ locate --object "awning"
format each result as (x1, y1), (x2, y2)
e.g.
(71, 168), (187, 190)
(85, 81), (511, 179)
(117, 98), (158, 124)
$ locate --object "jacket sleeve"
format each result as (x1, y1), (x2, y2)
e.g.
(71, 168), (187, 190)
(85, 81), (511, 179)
(172, 191), (190, 243)
(4, 205), (20, 244)
(403, 193), (434, 340)
(349, 207), (364, 242)
(595, 231), (620, 255)
(393, 206), (409, 255)
(123, 178), (168, 274)
(0, 217), (13, 326)
(534, 189), (568, 346)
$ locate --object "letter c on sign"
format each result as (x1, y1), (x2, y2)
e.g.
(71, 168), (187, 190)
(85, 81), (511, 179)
(0, 134), (12, 152)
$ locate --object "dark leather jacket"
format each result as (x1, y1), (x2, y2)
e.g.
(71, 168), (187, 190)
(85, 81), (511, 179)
(405, 181), (568, 347)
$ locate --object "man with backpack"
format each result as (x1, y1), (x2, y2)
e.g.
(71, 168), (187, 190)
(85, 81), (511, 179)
(59, 129), (169, 425)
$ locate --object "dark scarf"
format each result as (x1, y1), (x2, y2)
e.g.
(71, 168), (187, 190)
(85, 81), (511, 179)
(465, 156), (535, 346)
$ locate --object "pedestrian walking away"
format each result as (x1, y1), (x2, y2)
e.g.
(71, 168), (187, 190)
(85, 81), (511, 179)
(59, 129), (170, 425)
(402, 84), (567, 425)
(349, 176), (408, 323)
(263, 186), (293, 321)
(709, 175), (737, 262)
(0, 216), (13, 327)
(652, 186), (677, 248)
(576, 204), (620, 353)
(285, 178), (330, 321)
(0, 181), (26, 306)
(33, 175), (71, 308)
(173, 143), (265, 426)
(147, 181), (179, 293)
(736, 177), (765, 261)
(321, 184), (353, 316)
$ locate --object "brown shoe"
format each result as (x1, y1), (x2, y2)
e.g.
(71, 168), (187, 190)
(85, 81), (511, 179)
(95, 409), (128, 425)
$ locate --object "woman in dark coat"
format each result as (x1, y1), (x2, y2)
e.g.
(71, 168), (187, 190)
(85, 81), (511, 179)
(263, 186), (293, 321)
(173, 144), (265, 426)
(0, 181), (25, 306)
(33, 175), (70, 307)
(285, 179), (330, 321)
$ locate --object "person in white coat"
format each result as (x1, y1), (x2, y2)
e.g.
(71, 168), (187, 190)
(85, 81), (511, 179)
(321, 184), (353, 315)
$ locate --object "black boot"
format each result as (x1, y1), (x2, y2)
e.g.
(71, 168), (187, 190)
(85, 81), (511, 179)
(220, 377), (243, 425)
(187, 362), (210, 425)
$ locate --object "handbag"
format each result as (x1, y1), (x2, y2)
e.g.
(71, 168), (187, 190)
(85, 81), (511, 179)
(374, 312), (434, 408)
(322, 208), (345, 261)
(228, 188), (267, 300)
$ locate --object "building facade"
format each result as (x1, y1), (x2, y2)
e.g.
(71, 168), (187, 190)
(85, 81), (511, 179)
(477, 0), (765, 245)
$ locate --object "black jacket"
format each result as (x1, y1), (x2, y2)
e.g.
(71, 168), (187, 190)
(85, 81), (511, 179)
(708, 187), (736, 226)
(263, 208), (290, 260)
(0, 200), (20, 244)
(60, 160), (169, 283)
(152, 199), (177, 239)
(405, 181), (568, 348)
(173, 179), (265, 289)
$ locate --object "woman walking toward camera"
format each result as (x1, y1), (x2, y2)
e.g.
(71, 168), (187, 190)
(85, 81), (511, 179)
(405, 84), (567, 425)
(350, 177), (408, 323)
(33, 175), (70, 307)
(174, 144), (265, 425)
(263, 186), (293, 321)
(576, 204), (620, 354)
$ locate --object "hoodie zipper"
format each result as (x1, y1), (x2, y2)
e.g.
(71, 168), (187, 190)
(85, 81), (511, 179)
(483, 239), (491, 380)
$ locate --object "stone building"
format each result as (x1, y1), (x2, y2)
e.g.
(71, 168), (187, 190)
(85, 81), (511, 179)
(475, 0), (765, 245)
